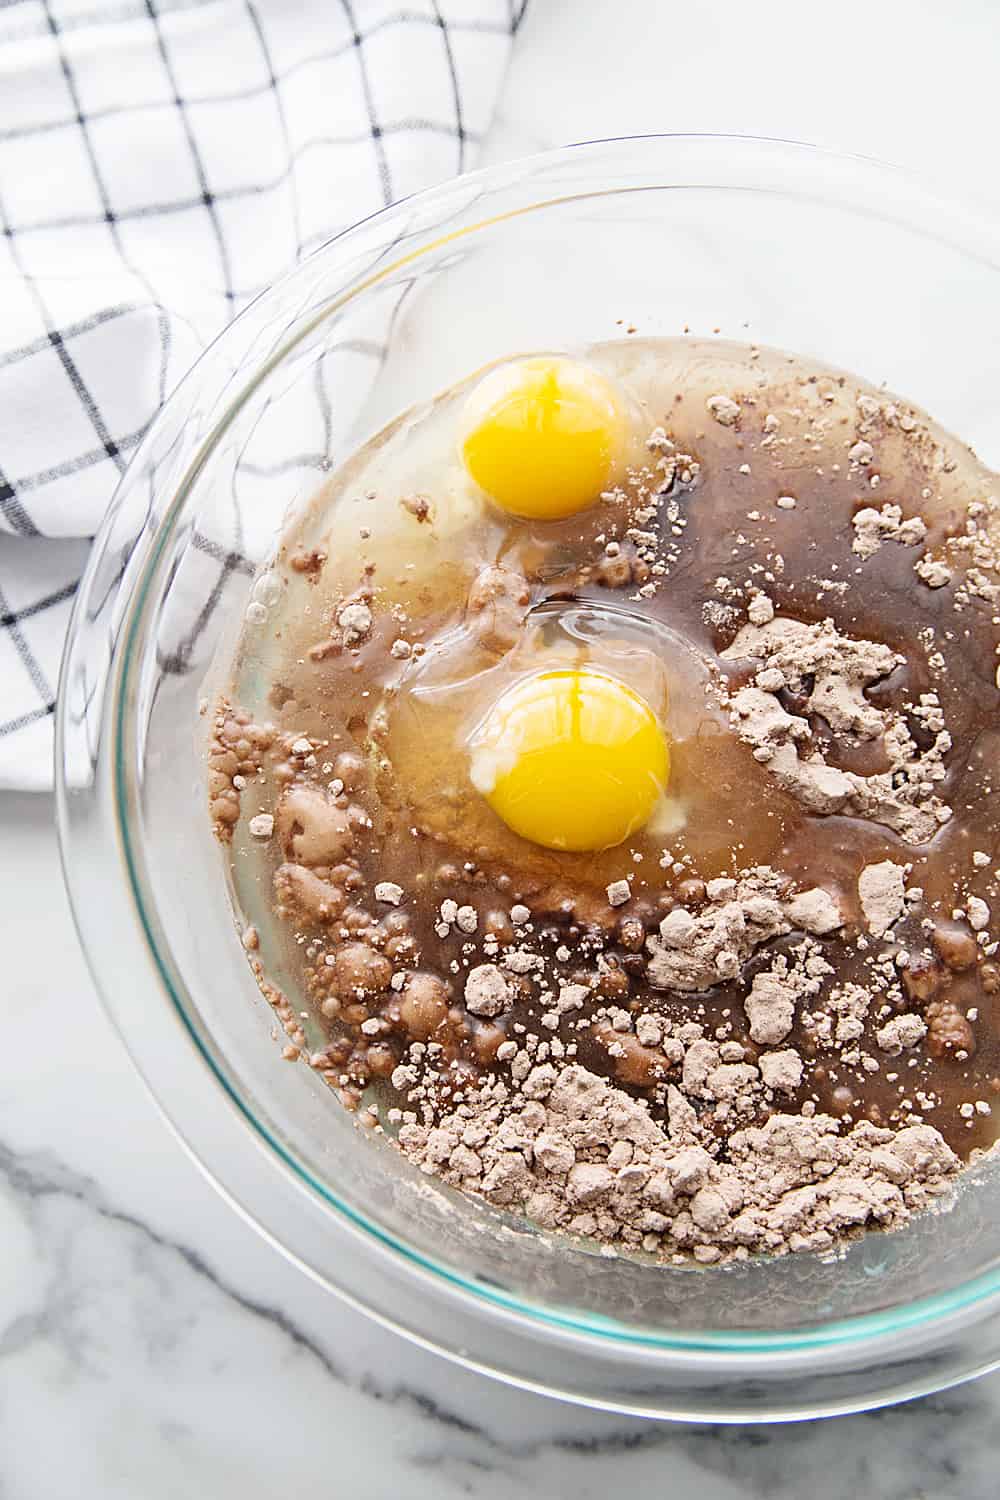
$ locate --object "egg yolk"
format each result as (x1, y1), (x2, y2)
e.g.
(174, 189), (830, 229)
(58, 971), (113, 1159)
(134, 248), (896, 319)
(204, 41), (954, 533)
(469, 668), (669, 852)
(461, 357), (626, 521)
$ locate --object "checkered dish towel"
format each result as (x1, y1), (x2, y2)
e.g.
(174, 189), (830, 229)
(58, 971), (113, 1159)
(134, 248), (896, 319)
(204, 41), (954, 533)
(0, 0), (523, 791)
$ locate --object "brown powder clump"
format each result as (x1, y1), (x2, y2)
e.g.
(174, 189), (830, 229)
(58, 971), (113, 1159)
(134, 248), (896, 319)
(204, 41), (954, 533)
(398, 1064), (959, 1262)
(646, 871), (789, 992)
(208, 702), (275, 838)
(851, 503), (927, 561)
(721, 608), (952, 844)
(858, 860), (908, 938)
(645, 869), (841, 995)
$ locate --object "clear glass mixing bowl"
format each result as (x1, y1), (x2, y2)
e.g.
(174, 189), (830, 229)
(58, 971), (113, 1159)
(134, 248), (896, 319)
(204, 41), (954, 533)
(56, 135), (1000, 1420)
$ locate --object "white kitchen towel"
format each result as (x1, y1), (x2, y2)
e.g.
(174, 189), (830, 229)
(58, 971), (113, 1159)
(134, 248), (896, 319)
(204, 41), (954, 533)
(0, 0), (524, 790)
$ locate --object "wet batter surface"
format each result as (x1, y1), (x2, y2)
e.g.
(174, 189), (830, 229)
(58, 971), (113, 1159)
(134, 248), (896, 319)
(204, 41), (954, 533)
(208, 339), (1000, 1263)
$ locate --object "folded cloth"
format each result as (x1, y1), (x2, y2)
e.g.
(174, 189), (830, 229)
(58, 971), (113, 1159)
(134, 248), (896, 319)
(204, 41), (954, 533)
(0, 0), (523, 790)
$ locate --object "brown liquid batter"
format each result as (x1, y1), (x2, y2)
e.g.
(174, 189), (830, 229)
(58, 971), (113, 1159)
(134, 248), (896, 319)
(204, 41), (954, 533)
(212, 338), (1000, 1224)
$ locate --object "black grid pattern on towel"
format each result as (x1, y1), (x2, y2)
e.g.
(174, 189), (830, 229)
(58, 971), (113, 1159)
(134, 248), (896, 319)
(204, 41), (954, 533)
(0, 0), (525, 785)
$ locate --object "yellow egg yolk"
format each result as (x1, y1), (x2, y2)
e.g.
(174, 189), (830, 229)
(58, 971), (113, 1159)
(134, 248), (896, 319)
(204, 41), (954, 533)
(461, 357), (626, 521)
(469, 668), (670, 852)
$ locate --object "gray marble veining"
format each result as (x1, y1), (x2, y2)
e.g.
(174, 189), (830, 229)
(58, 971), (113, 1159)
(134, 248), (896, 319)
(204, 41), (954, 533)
(4, 1107), (1000, 1499)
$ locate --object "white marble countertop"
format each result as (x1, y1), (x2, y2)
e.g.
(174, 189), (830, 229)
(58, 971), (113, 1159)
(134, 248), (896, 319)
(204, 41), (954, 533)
(6, 1), (1000, 1494)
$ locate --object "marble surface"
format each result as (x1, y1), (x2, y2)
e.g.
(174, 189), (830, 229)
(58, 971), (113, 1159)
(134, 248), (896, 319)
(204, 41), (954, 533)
(7, 1), (1000, 1493)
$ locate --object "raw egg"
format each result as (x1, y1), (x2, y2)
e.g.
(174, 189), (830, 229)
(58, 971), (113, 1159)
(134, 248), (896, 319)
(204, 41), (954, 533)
(461, 356), (628, 520)
(468, 666), (670, 852)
